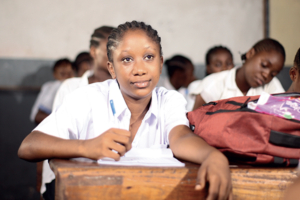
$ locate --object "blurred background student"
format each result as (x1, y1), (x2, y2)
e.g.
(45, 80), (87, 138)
(52, 26), (114, 110)
(287, 48), (300, 93)
(72, 51), (93, 77)
(29, 58), (73, 125)
(157, 55), (200, 111)
(192, 38), (285, 110)
(40, 25), (115, 200)
(188, 45), (235, 110)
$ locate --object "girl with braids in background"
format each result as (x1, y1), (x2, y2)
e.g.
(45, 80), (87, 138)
(193, 38), (286, 111)
(18, 21), (232, 200)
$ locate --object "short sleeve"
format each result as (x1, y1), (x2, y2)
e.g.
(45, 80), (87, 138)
(34, 89), (92, 140)
(162, 91), (190, 139)
(200, 74), (225, 103)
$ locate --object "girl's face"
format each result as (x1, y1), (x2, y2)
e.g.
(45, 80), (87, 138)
(243, 49), (284, 88)
(53, 64), (74, 81)
(206, 50), (234, 75)
(108, 29), (163, 101)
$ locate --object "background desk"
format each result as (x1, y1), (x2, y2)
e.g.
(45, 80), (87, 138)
(50, 159), (299, 200)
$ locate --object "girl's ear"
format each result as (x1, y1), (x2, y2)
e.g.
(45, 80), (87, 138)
(159, 57), (164, 74)
(90, 46), (96, 59)
(289, 66), (298, 81)
(245, 48), (256, 60)
(107, 61), (116, 79)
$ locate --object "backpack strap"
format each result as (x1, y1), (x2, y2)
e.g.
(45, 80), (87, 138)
(269, 130), (300, 148)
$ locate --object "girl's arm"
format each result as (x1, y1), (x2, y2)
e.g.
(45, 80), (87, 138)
(192, 94), (206, 111)
(169, 125), (232, 200)
(18, 128), (132, 162)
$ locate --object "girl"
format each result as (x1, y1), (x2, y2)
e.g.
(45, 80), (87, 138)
(18, 21), (232, 200)
(205, 45), (234, 76)
(193, 38), (286, 110)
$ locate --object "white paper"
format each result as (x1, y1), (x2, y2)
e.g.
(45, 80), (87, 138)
(97, 147), (185, 167)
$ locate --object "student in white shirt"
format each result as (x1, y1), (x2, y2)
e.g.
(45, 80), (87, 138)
(53, 26), (114, 110)
(193, 38), (286, 110)
(72, 51), (93, 77)
(18, 21), (232, 200)
(30, 58), (73, 124)
(38, 26), (115, 198)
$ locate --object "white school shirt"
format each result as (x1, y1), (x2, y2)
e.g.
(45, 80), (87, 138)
(197, 67), (285, 103)
(40, 70), (93, 194)
(52, 69), (92, 110)
(36, 79), (189, 193)
(30, 80), (62, 122)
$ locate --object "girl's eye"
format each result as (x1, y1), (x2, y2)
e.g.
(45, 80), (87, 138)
(122, 57), (133, 62)
(145, 55), (154, 60)
(261, 63), (268, 69)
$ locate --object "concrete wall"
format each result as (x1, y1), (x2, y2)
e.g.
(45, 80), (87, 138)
(0, 0), (265, 87)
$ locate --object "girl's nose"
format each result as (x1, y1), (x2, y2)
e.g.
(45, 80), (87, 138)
(262, 68), (271, 80)
(132, 60), (147, 76)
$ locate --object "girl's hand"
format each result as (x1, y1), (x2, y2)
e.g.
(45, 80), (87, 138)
(195, 150), (232, 200)
(81, 128), (132, 161)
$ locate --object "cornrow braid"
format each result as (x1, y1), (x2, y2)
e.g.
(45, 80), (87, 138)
(241, 38), (286, 62)
(294, 48), (300, 70)
(205, 45), (233, 66)
(107, 21), (162, 63)
(90, 26), (115, 48)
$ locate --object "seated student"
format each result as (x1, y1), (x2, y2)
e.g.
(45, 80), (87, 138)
(157, 55), (199, 111)
(205, 45), (234, 76)
(37, 26), (114, 199)
(53, 26), (114, 110)
(18, 21), (232, 200)
(30, 58), (73, 124)
(287, 48), (300, 93)
(189, 46), (235, 110)
(158, 55), (189, 91)
(72, 51), (93, 77)
(193, 38), (286, 110)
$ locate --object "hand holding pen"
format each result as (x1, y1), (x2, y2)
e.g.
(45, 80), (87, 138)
(78, 100), (132, 161)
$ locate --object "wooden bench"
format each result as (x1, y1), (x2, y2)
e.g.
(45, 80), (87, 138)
(50, 159), (299, 200)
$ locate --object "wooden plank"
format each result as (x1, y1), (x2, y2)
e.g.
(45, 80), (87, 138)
(50, 159), (298, 200)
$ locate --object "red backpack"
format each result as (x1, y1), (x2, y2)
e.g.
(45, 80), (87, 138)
(187, 93), (300, 166)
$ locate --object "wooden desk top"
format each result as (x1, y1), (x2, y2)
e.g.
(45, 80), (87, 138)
(50, 159), (299, 200)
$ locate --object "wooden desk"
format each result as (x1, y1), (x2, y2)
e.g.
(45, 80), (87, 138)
(50, 159), (299, 200)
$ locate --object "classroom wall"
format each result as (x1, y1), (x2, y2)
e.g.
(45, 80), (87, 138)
(269, 0), (300, 66)
(0, 0), (265, 87)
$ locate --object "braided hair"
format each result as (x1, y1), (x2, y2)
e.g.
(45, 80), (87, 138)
(241, 38), (286, 62)
(90, 26), (115, 48)
(205, 46), (233, 66)
(107, 21), (162, 63)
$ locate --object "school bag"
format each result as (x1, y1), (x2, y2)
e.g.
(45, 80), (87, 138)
(187, 93), (300, 166)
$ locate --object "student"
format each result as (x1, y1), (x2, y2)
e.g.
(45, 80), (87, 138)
(193, 38), (286, 110)
(188, 46), (234, 111)
(72, 51), (93, 77)
(159, 55), (190, 91)
(36, 26), (114, 199)
(287, 48), (300, 93)
(205, 45), (234, 76)
(18, 21), (232, 200)
(53, 26), (114, 110)
(30, 58), (73, 124)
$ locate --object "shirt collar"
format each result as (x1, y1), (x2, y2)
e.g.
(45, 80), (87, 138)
(108, 79), (158, 120)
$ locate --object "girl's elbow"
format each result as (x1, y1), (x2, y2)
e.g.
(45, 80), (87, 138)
(18, 141), (36, 161)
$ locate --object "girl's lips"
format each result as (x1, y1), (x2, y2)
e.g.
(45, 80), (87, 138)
(132, 80), (150, 88)
(255, 78), (264, 86)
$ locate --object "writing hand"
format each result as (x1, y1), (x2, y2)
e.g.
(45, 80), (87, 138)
(81, 128), (132, 161)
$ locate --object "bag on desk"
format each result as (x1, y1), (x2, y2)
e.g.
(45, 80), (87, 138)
(187, 93), (300, 166)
